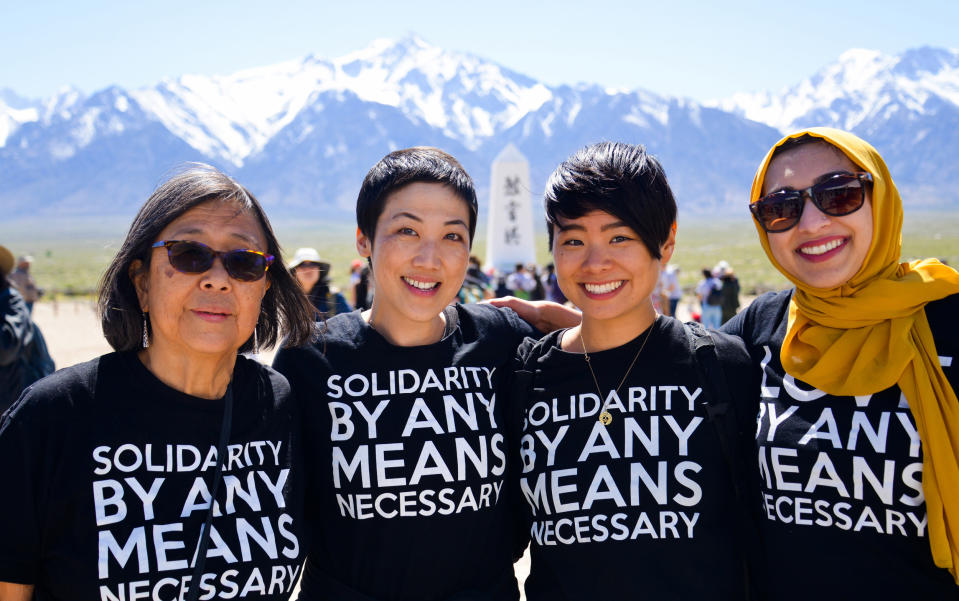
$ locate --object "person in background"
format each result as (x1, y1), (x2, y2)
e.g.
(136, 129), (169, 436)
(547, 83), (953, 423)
(529, 265), (546, 301)
(495, 274), (511, 297)
(349, 258), (365, 308)
(696, 267), (722, 328)
(0, 165), (316, 601)
(661, 264), (682, 317)
(459, 254), (493, 303)
(542, 263), (567, 305)
(715, 260), (740, 324)
(0, 245), (32, 413)
(290, 247), (352, 319)
(650, 265), (666, 313)
(723, 127), (959, 599)
(467, 255), (492, 289)
(349, 258), (363, 286)
(7, 255), (41, 314)
(354, 264), (372, 310)
(506, 263), (537, 299)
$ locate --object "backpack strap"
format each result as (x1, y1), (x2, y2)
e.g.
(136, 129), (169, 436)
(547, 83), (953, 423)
(185, 383), (234, 601)
(683, 321), (761, 600)
(503, 335), (553, 561)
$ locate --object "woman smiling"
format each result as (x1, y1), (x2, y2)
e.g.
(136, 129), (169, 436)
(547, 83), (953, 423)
(273, 147), (578, 601)
(723, 128), (959, 599)
(509, 142), (762, 600)
(0, 166), (315, 601)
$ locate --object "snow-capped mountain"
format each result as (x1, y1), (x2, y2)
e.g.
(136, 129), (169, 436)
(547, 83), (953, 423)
(712, 47), (959, 133)
(2, 38), (957, 220)
(712, 46), (959, 204)
(1, 88), (39, 146)
(126, 35), (551, 166)
(490, 85), (779, 207)
(0, 85), (217, 217)
(1, 86), (87, 146)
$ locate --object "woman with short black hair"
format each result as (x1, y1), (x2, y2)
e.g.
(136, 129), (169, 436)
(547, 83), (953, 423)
(274, 146), (578, 601)
(0, 165), (315, 601)
(511, 142), (762, 600)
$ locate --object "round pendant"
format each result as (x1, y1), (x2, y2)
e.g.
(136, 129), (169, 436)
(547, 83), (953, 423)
(599, 411), (612, 425)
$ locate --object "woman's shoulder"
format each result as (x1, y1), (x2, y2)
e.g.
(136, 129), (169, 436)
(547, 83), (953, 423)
(3, 353), (114, 424)
(925, 291), (959, 328)
(925, 293), (959, 371)
(745, 288), (792, 314)
(515, 329), (564, 365)
(659, 316), (748, 361)
(456, 301), (509, 324)
(273, 311), (364, 378)
(313, 310), (367, 349)
(721, 288), (792, 342)
(234, 354), (292, 405)
(456, 302), (538, 340)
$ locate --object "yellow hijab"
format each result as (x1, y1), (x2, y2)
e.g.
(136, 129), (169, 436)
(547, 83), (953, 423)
(750, 127), (959, 582)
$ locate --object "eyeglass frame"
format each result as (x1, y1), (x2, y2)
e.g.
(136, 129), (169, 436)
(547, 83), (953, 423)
(750, 172), (873, 233)
(150, 240), (275, 281)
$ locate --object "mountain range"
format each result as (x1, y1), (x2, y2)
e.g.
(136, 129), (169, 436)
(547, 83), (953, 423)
(2, 36), (957, 221)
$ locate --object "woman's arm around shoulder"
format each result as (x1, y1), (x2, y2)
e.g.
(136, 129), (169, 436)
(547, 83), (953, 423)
(485, 296), (580, 335)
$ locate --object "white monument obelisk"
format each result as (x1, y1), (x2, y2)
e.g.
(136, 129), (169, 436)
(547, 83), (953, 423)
(485, 143), (536, 273)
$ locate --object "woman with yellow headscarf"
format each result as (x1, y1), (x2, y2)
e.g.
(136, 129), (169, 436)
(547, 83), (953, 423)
(722, 127), (959, 599)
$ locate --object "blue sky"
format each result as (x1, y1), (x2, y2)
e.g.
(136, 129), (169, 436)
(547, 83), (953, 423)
(2, 0), (956, 101)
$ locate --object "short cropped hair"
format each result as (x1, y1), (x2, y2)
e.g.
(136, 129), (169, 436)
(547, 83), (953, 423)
(545, 141), (677, 259)
(97, 164), (315, 353)
(356, 147), (478, 246)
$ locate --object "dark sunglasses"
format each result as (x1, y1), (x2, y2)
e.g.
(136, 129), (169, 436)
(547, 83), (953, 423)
(750, 172), (873, 233)
(151, 240), (274, 282)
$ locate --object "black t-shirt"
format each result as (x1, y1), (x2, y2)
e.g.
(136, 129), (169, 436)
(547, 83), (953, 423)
(272, 304), (537, 601)
(722, 290), (959, 600)
(0, 352), (306, 601)
(511, 316), (761, 601)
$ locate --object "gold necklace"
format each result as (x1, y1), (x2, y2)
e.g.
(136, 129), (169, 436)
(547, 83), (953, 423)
(582, 317), (657, 426)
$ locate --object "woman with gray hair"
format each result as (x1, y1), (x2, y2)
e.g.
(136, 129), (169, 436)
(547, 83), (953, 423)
(0, 165), (315, 601)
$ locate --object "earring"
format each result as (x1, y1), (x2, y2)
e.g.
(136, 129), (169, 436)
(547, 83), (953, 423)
(253, 326), (259, 354)
(142, 313), (149, 349)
